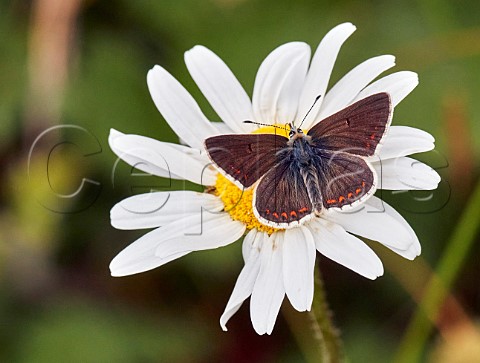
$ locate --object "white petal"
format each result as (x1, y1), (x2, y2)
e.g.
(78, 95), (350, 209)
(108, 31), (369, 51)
(154, 213), (245, 258)
(109, 129), (182, 180)
(112, 134), (217, 185)
(283, 226), (316, 312)
(111, 128), (209, 180)
(163, 141), (216, 171)
(323, 199), (414, 251)
(375, 126), (435, 160)
(373, 156), (441, 190)
(252, 42), (311, 124)
(220, 231), (267, 331)
(211, 121), (234, 135)
(147, 65), (218, 149)
(111, 212), (244, 277)
(298, 22), (357, 129)
(309, 219), (384, 279)
(250, 232), (285, 335)
(110, 228), (190, 277)
(242, 229), (259, 263)
(111, 249), (188, 277)
(111, 191), (223, 230)
(185, 46), (254, 134)
(352, 71), (419, 107)
(316, 55), (396, 121)
(274, 49), (311, 123)
(385, 125), (435, 142)
(365, 197), (421, 259)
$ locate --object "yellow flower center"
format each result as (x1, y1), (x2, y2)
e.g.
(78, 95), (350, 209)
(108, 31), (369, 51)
(214, 124), (290, 235)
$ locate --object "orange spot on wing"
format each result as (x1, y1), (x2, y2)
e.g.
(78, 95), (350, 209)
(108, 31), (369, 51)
(338, 196), (345, 203)
(265, 209), (270, 215)
(281, 212), (288, 219)
(273, 212), (279, 219)
(361, 181), (366, 187)
(326, 199), (337, 204)
(298, 207), (308, 213)
(370, 133), (375, 140)
(355, 188), (361, 195)
(347, 192), (353, 199)
(290, 211), (297, 217)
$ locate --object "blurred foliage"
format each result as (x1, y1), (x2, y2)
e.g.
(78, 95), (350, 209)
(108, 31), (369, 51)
(0, 0), (479, 362)
(14, 298), (215, 363)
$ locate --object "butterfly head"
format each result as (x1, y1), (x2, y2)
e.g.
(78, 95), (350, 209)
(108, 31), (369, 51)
(287, 123), (309, 143)
(287, 94), (322, 141)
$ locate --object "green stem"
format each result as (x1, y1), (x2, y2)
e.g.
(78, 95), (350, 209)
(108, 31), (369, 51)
(308, 262), (344, 363)
(394, 178), (480, 363)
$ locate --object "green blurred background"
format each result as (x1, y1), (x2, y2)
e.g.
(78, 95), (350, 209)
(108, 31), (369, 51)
(1, 0), (479, 362)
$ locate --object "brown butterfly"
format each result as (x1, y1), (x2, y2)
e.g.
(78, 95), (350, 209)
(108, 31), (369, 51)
(205, 93), (392, 228)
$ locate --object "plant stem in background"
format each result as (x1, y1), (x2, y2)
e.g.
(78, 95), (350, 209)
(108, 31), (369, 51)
(394, 178), (480, 363)
(26, 0), (83, 132)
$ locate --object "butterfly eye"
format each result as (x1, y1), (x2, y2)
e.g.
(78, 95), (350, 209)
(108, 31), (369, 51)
(289, 130), (295, 137)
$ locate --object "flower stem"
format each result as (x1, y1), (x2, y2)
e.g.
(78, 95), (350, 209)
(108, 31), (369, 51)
(308, 262), (344, 363)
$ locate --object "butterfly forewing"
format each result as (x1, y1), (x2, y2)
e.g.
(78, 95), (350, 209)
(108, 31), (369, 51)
(204, 134), (288, 188)
(308, 92), (392, 157)
(254, 160), (313, 228)
(315, 150), (376, 209)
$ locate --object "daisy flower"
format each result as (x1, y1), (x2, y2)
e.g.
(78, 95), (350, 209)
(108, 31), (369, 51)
(109, 23), (440, 335)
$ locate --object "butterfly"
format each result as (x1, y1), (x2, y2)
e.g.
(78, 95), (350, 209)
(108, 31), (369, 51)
(204, 92), (392, 229)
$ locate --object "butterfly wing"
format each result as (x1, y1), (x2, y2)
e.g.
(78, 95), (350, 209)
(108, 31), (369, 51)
(314, 150), (376, 209)
(307, 92), (392, 157)
(204, 134), (288, 189)
(253, 159), (314, 228)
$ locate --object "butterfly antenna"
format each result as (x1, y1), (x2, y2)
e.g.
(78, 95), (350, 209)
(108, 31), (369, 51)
(243, 120), (286, 131)
(298, 95), (322, 129)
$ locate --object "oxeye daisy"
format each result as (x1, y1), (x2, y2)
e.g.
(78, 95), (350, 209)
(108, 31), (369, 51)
(109, 22), (440, 335)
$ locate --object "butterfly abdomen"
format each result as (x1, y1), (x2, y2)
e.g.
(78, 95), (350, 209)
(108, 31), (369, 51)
(300, 165), (323, 214)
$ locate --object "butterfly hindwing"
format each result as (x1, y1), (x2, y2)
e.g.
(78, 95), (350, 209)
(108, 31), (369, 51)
(205, 134), (288, 188)
(314, 150), (376, 209)
(253, 159), (314, 228)
(308, 92), (392, 157)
